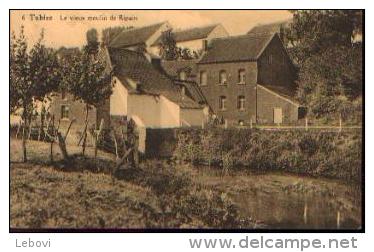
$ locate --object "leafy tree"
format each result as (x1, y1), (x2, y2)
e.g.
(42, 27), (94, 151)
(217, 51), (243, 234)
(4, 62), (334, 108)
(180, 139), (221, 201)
(159, 29), (179, 60)
(10, 26), (61, 161)
(66, 30), (113, 156)
(286, 10), (362, 64)
(85, 28), (99, 54)
(286, 10), (363, 122)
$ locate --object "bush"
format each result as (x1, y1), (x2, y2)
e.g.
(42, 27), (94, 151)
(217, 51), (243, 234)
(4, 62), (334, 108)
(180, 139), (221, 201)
(173, 128), (362, 182)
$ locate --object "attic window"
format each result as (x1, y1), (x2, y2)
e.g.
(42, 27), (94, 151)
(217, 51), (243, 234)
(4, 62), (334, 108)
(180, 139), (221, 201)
(219, 70), (227, 85)
(268, 54), (273, 65)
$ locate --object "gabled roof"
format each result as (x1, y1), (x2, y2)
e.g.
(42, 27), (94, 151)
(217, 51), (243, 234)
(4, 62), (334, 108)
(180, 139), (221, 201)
(107, 48), (202, 109)
(109, 22), (166, 48)
(152, 24), (219, 46)
(161, 60), (199, 78)
(198, 33), (275, 64)
(247, 20), (292, 36)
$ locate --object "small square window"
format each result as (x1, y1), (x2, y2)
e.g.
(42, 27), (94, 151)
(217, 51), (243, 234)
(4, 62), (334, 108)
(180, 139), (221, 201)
(61, 105), (69, 120)
(219, 70), (227, 85)
(219, 96), (227, 111)
(237, 96), (245, 110)
(238, 69), (246, 84)
(200, 71), (207, 86)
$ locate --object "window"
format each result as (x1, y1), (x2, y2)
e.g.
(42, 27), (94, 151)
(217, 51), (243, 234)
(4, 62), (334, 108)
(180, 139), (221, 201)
(200, 71), (207, 86)
(179, 71), (187, 81)
(219, 70), (227, 85)
(61, 105), (69, 120)
(219, 96), (227, 111)
(268, 54), (273, 64)
(237, 96), (245, 110)
(238, 69), (246, 84)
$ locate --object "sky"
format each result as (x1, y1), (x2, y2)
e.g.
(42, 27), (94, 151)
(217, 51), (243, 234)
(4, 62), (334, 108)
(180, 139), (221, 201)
(10, 10), (292, 48)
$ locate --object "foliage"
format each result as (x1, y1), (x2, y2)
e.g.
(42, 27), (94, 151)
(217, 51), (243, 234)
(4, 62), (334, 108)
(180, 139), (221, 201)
(10, 27), (61, 113)
(285, 10), (363, 122)
(10, 141), (253, 228)
(158, 29), (200, 60)
(173, 128), (362, 182)
(10, 26), (62, 161)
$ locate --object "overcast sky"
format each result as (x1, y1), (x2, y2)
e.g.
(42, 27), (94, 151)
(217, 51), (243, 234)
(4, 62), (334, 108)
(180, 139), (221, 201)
(10, 10), (292, 48)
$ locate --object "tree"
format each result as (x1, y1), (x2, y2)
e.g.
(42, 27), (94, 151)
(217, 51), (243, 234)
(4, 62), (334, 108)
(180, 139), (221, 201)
(286, 10), (362, 64)
(159, 29), (179, 60)
(86, 28), (99, 55)
(285, 10), (363, 122)
(10, 26), (61, 162)
(67, 30), (113, 156)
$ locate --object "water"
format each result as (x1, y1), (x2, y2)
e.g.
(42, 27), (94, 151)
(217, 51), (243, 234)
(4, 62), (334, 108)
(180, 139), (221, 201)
(193, 166), (362, 230)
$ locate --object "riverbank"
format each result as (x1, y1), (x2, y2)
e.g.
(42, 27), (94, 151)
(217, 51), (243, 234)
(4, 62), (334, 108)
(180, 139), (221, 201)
(10, 139), (361, 229)
(173, 128), (362, 182)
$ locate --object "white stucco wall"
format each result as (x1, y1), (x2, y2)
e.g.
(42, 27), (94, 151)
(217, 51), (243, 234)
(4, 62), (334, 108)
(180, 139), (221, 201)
(127, 94), (180, 128)
(159, 96), (180, 127)
(180, 108), (205, 127)
(177, 39), (205, 52)
(110, 77), (128, 116)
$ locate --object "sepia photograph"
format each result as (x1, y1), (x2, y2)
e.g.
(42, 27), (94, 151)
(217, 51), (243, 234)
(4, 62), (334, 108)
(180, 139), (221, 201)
(9, 9), (363, 231)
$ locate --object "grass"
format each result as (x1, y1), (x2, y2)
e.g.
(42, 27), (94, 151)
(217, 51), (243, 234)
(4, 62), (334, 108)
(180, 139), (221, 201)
(10, 138), (361, 229)
(10, 138), (253, 229)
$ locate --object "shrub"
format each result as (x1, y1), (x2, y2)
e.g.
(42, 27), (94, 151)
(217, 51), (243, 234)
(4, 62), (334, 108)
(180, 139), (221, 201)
(173, 128), (362, 182)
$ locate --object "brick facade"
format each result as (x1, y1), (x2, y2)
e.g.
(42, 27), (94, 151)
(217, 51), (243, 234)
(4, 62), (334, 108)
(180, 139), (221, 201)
(197, 62), (258, 126)
(257, 85), (299, 124)
(197, 35), (299, 125)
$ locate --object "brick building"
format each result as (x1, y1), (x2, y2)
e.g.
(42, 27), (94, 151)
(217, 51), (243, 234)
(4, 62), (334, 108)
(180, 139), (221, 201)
(196, 33), (301, 125)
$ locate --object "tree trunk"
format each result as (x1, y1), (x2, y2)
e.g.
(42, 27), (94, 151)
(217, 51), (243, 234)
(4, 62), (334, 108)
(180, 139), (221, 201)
(82, 105), (89, 156)
(50, 115), (55, 162)
(57, 132), (69, 161)
(94, 119), (104, 161)
(22, 120), (27, 162)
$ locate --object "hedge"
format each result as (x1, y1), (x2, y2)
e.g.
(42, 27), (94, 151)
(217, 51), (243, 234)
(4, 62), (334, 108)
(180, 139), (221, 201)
(173, 128), (362, 182)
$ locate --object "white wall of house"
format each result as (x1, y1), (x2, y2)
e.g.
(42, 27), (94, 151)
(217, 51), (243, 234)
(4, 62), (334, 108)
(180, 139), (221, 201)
(110, 77), (128, 116)
(159, 96), (180, 127)
(177, 39), (205, 52)
(180, 108), (205, 127)
(110, 76), (206, 128)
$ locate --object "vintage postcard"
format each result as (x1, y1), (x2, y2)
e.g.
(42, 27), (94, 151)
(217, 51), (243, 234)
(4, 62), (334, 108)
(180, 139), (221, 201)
(9, 10), (363, 231)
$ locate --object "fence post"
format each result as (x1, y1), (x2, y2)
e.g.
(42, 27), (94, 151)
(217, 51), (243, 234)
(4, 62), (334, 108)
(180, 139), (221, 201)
(201, 119), (205, 129)
(224, 119), (228, 129)
(339, 115), (342, 133)
(305, 117), (308, 131)
(250, 118), (253, 129)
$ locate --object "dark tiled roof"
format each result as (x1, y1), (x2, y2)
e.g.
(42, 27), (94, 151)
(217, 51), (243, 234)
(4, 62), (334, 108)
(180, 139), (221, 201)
(198, 34), (274, 64)
(247, 20), (291, 36)
(161, 60), (199, 78)
(109, 22), (166, 48)
(174, 80), (207, 106)
(108, 48), (202, 109)
(152, 24), (218, 46)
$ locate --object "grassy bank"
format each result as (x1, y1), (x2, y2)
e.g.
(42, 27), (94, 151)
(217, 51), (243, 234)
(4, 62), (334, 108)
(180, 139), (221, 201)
(173, 129), (362, 182)
(10, 139), (253, 229)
